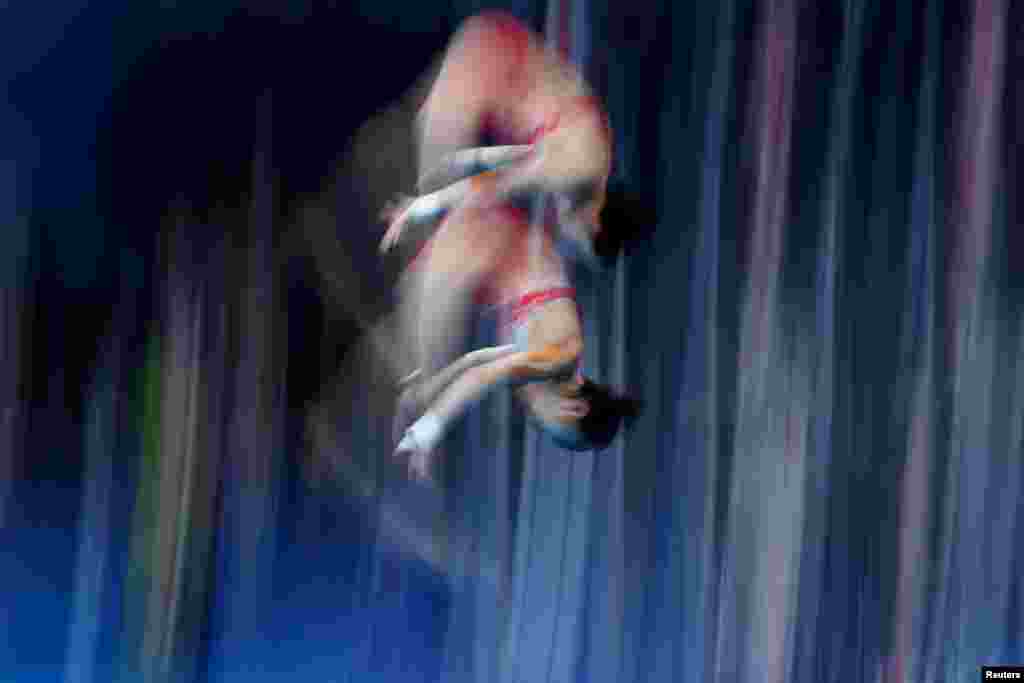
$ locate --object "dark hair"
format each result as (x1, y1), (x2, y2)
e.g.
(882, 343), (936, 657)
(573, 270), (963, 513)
(553, 380), (641, 452)
(593, 182), (657, 268)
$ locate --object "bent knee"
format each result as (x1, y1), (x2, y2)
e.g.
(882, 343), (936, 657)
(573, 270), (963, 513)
(525, 335), (582, 371)
(456, 12), (532, 61)
(448, 12), (533, 94)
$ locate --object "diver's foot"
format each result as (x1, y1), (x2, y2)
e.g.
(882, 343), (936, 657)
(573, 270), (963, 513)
(394, 412), (445, 485)
(407, 445), (437, 485)
(392, 378), (423, 446)
(394, 430), (439, 487)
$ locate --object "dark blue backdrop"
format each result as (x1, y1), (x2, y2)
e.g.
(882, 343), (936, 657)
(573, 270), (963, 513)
(1, 0), (1022, 681)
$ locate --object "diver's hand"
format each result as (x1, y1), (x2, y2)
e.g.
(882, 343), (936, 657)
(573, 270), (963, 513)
(394, 413), (444, 484)
(398, 368), (424, 390)
(379, 195), (417, 253)
(407, 444), (436, 484)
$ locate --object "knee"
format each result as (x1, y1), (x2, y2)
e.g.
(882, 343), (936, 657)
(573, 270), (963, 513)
(450, 12), (533, 92)
(526, 335), (583, 372)
(458, 12), (531, 57)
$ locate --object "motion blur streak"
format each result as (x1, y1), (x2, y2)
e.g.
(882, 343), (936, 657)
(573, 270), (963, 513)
(941, 0), (1012, 679)
(65, 360), (116, 683)
(719, 1), (803, 682)
(0, 150), (32, 530)
(890, 0), (938, 681)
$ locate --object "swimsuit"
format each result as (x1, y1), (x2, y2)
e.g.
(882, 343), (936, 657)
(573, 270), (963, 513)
(498, 286), (577, 350)
(498, 285), (584, 387)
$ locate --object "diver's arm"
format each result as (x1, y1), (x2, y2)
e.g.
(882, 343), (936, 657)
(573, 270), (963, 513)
(380, 166), (540, 253)
(408, 344), (518, 411)
(397, 337), (581, 457)
(417, 145), (534, 195)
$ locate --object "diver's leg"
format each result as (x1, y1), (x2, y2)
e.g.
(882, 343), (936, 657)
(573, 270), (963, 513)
(393, 204), (508, 442)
